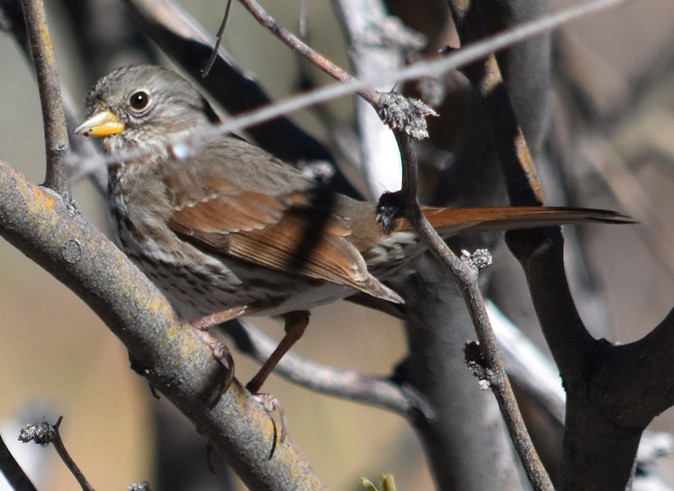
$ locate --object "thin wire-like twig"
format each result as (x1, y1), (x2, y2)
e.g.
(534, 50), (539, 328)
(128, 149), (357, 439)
(19, 0), (69, 195)
(50, 418), (95, 491)
(201, 0), (233, 77)
(69, 0), (624, 180)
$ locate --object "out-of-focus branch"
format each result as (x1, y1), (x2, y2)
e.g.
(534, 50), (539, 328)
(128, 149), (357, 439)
(0, 0), (107, 194)
(0, 160), (327, 491)
(19, 0), (69, 195)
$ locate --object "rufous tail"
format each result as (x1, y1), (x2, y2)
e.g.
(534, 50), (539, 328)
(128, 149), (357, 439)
(415, 206), (633, 238)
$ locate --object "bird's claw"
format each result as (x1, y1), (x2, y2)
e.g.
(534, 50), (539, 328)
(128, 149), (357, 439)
(196, 330), (235, 408)
(250, 391), (288, 452)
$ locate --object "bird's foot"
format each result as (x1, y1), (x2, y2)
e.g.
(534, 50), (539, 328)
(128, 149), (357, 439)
(249, 390), (288, 451)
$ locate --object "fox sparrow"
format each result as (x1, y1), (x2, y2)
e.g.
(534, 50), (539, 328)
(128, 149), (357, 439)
(75, 65), (629, 393)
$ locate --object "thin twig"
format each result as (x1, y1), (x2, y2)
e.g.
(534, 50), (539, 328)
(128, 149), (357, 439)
(239, 0), (381, 106)
(240, 0), (433, 140)
(19, 0), (69, 195)
(50, 418), (95, 491)
(201, 0), (233, 77)
(394, 134), (553, 490)
(70, 0), (624, 181)
(17, 417), (94, 490)
(443, 0), (553, 485)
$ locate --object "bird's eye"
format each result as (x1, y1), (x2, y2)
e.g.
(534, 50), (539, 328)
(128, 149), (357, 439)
(129, 90), (150, 111)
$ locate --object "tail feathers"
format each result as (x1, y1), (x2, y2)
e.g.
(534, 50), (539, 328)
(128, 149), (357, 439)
(415, 206), (633, 238)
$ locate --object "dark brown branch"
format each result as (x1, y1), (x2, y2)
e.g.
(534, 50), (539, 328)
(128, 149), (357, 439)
(440, 3), (674, 487)
(514, 233), (674, 489)
(509, 231), (630, 489)
(448, 2), (544, 206)
(19, 0), (69, 195)
(0, 159), (327, 490)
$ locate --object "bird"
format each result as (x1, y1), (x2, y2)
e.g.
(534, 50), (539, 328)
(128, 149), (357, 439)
(75, 64), (630, 393)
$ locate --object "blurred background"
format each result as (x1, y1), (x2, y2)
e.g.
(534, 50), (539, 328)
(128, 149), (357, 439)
(1, 0), (674, 489)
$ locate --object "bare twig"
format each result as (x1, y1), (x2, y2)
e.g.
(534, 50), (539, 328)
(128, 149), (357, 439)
(0, 433), (36, 491)
(201, 0), (233, 77)
(50, 418), (95, 491)
(19, 0), (69, 195)
(393, 134), (553, 490)
(18, 417), (94, 490)
(239, 0), (380, 106)
(239, 0), (434, 141)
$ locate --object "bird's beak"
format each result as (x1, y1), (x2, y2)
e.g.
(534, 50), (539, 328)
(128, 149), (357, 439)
(74, 110), (125, 137)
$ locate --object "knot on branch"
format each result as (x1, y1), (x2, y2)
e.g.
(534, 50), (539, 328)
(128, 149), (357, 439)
(19, 420), (57, 446)
(377, 93), (437, 140)
(128, 482), (151, 491)
(297, 159), (335, 184)
(375, 190), (404, 234)
(461, 249), (493, 271)
(464, 341), (492, 390)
